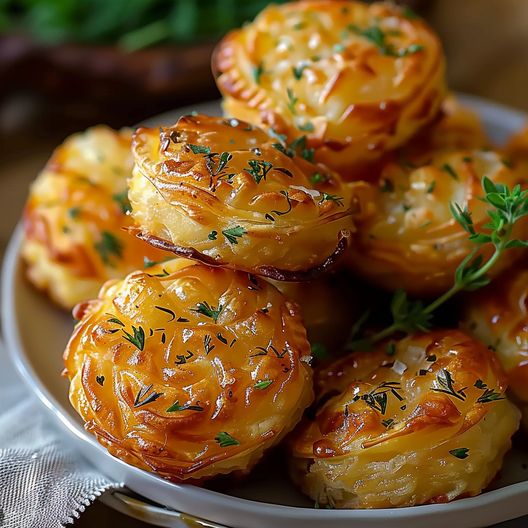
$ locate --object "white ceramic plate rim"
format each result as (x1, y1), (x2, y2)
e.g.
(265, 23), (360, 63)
(2, 94), (528, 528)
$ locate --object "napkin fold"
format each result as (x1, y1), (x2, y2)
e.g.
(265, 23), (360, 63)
(0, 343), (121, 528)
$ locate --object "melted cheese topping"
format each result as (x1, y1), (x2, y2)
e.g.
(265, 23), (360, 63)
(213, 0), (446, 177)
(64, 258), (313, 482)
(130, 114), (361, 280)
(290, 330), (519, 508)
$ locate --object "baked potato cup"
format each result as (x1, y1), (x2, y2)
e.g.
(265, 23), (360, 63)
(130, 114), (359, 281)
(213, 0), (446, 178)
(462, 262), (528, 430)
(22, 126), (166, 309)
(345, 148), (527, 296)
(64, 258), (313, 482)
(290, 330), (520, 508)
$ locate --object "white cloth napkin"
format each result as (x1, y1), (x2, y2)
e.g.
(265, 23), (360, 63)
(0, 341), (121, 527)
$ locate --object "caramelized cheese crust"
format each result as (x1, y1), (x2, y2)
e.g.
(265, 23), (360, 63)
(290, 330), (519, 508)
(22, 126), (166, 309)
(213, 1), (446, 177)
(130, 114), (360, 280)
(64, 259), (313, 482)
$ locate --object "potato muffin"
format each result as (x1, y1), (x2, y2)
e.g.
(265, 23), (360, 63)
(290, 330), (519, 508)
(213, 0), (446, 178)
(129, 114), (361, 280)
(64, 258), (313, 482)
(22, 126), (166, 309)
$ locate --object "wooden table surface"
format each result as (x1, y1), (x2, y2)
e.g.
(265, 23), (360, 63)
(1, 1), (527, 525)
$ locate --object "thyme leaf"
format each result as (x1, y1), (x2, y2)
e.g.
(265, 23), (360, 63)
(193, 301), (223, 322)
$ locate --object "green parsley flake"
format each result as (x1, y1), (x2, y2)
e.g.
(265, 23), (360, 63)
(215, 431), (240, 447)
(188, 144), (211, 155)
(449, 448), (469, 459)
(253, 62), (265, 84)
(222, 225), (247, 244)
(94, 231), (123, 266)
(193, 301), (223, 323)
(254, 380), (273, 390)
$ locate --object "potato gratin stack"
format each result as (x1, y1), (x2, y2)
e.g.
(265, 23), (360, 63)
(20, 0), (528, 510)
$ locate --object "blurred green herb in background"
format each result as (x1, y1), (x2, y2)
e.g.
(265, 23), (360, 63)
(0, 0), (286, 51)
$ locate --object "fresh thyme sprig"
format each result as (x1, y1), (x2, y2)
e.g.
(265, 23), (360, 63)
(348, 177), (528, 350)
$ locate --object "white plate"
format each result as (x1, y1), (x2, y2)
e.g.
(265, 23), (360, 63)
(3, 96), (528, 528)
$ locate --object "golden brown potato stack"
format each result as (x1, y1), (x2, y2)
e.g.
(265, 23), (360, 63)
(22, 126), (167, 309)
(129, 114), (363, 280)
(290, 330), (519, 508)
(64, 258), (313, 482)
(213, 0), (446, 178)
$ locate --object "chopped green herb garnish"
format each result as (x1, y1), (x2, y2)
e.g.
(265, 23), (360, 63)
(96, 375), (105, 386)
(253, 62), (265, 84)
(449, 448), (469, 459)
(432, 369), (466, 401)
(310, 342), (328, 360)
(397, 43), (424, 56)
(222, 225), (247, 244)
(68, 207), (81, 219)
(188, 144), (211, 155)
(94, 231), (123, 266)
(402, 6), (419, 19)
(362, 381), (403, 415)
(298, 121), (314, 132)
(310, 172), (328, 185)
(134, 384), (163, 408)
(349, 24), (424, 57)
(107, 316), (125, 326)
(319, 192), (344, 207)
(166, 400), (203, 412)
(477, 388), (504, 403)
(143, 256), (171, 269)
(442, 163), (459, 180)
(254, 380), (273, 390)
(427, 180), (436, 194)
(215, 431), (240, 447)
(204, 334), (215, 355)
(193, 301), (223, 322)
(122, 325), (145, 351)
(292, 63), (307, 80)
(286, 88), (298, 114)
(208, 230), (218, 240)
(175, 350), (194, 365)
(245, 159), (273, 184)
(112, 191), (132, 214)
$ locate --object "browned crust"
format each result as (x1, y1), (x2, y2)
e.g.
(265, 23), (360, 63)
(133, 228), (351, 281)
